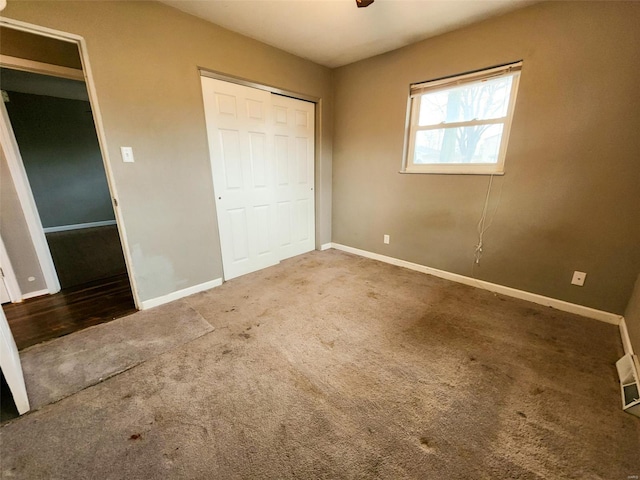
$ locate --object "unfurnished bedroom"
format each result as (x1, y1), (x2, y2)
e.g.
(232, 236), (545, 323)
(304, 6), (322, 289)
(0, 1), (638, 478)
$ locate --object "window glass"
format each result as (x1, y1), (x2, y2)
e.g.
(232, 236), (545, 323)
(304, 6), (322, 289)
(414, 124), (504, 164)
(418, 76), (513, 126)
(404, 63), (521, 174)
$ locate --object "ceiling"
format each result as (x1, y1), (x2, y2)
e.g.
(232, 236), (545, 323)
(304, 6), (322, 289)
(161, 0), (533, 68)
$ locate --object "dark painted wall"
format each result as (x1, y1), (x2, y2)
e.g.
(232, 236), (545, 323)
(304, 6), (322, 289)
(5, 91), (115, 228)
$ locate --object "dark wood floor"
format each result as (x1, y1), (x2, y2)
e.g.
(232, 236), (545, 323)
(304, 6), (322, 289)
(2, 274), (136, 351)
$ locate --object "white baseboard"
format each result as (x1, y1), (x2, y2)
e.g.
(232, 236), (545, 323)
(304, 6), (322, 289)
(21, 289), (49, 300)
(43, 220), (117, 234)
(330, 243), (622, 325)
(140, 278), (223, 310)
(319, 243), (332, 251)
(620, 318), (634, 356)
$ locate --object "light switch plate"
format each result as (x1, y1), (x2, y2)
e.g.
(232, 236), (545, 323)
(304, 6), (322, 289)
(121, 146), (135, 163)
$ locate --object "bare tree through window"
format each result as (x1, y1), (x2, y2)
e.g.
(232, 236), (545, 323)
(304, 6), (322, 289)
(415, 76), (513, 164)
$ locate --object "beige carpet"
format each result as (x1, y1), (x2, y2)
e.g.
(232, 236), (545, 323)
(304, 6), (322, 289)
(19, 300), (213, 410)
(1, 250), (638, 479)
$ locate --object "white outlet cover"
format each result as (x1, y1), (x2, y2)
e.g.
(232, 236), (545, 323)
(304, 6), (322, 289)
(571, 271), (587, 286)
(120, 146), (135, 163)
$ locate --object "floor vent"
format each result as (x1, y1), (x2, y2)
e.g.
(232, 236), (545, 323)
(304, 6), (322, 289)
(616, 353), (640, 417)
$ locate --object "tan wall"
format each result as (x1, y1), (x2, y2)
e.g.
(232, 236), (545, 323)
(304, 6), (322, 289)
(1, 147), (47, 294)
(332, 1), (640, 314)
(2, 1), (333, 302)
(625, 275), (640, 355)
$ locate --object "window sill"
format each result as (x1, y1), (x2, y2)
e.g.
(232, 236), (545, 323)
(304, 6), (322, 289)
(400, 166), (505, 176)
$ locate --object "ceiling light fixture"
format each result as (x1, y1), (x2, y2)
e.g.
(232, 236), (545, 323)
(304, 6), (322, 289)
(356, 0), (374, 8)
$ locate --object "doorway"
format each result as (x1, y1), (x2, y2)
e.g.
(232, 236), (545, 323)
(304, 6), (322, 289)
(200, 76), (316, 280)
(0, 26), (136, 350)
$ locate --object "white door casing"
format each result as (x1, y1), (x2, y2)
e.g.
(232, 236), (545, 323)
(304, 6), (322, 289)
(0, 234), (22, 303)
(0, 307), (29, 414)
(0, 276), (10, 304)
(0, 98), (61, 295)
(200, 77), (315, 281)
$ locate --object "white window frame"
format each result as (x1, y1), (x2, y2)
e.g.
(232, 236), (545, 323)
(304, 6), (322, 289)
(402, 62), (522, 175)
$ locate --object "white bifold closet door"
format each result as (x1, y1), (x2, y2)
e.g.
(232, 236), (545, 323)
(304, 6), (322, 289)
(200, 77), (315, 281)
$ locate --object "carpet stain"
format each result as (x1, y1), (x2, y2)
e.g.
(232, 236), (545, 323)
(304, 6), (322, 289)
(320, 338), (335, 349)
(301, 260), (321, 268)
(532, 387), (545, 395)
(517, 411), (528, 418)
(238, 333), (251, 339)
(292, 370), (324, 397)
(367, 291), (379, 299)
(129, 434), (141, 440)
(418, 437), (437, 454)
(222, 350), (232, 355)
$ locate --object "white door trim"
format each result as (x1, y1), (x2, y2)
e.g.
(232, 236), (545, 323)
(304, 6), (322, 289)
(0, 54), (84, 81)
(0, 234), (22, 303)
(0, 17), (141, 308)
(0, 98), (61, 294)
(199, 68), (320, 104)
(0, 308), (29, 414)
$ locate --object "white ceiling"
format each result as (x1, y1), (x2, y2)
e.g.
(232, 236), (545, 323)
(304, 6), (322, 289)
(161, 0), (533, 68)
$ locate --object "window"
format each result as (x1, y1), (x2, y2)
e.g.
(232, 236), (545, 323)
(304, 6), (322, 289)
(403, 62), (522, 175)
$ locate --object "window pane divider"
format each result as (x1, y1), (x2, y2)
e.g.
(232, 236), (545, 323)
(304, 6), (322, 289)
(416, 117), (506, 131)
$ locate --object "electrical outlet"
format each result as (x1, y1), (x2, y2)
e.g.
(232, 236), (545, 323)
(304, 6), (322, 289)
(571, 271), (586, 286)
(383, 234), (390, 244)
